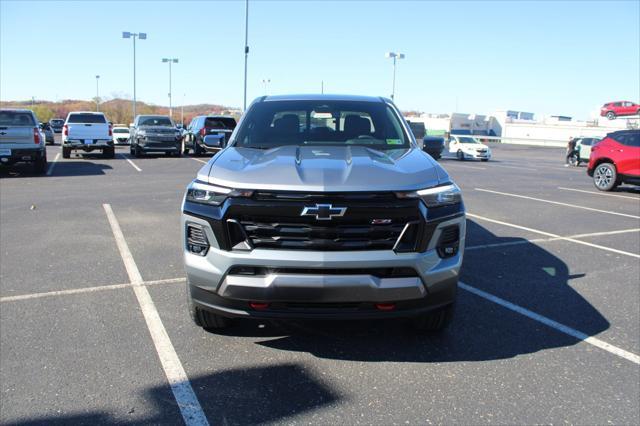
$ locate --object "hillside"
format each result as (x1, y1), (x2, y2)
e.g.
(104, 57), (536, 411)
(0, 98), (241, 125)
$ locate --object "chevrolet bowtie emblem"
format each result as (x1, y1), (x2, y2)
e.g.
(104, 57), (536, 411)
(300, 204), (347, 221)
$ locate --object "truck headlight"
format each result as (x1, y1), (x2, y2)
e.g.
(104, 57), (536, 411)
(396, 183), (462, 207)
(185, 181), (253, 206)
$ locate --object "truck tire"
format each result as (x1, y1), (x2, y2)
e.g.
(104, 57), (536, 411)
(194, 142), (204, 156)
(411, 303), (455, 333)
(34, 152), (47, 175)
(187, 289), (231, 331)
(103, 147), (115, 159)
(62, 146), (71, 159)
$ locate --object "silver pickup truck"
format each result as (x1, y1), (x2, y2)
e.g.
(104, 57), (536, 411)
(182, 94), (466, 333)
(62, 111), (114, 158)
(0, 109), (48, 174)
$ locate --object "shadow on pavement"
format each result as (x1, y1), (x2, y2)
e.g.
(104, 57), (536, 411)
(248, 221), (609, 362)
(9, 363), (341, 425)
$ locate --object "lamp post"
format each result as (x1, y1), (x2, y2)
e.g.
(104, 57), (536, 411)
(261, 78), (270, 94)
(95, 75), (100, 111)
(122, 31), (147, 122)
(162, 58), (179, 119)
(181, 93), (185, 127)
(385, 52), (405, 101)
(243, 0), (249, 111)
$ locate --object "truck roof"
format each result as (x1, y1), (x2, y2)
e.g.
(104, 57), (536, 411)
(262, 94), (388, 103)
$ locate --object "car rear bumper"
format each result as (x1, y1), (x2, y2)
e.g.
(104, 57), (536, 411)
(64, 139), (113, 150)
(0, 147), (44, 165)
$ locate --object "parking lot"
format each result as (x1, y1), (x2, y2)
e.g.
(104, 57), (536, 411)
(1, 137), (639, 424)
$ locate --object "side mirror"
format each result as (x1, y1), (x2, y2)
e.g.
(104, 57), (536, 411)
(202, 134), (223, 151)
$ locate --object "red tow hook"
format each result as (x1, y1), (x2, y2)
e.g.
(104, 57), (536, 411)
(375, 303), (396, 311)
(249, 302), (270, 310)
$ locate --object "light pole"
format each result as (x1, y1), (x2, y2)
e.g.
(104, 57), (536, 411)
(162, 58), (179, 119)
(122, 31), (147, 122)
(181, 93), (185, 127)
(95, 75), (100, 111)
(385, 52), (405, 101)
(243, 0), (249, 111)
(261, 78), (270, 94)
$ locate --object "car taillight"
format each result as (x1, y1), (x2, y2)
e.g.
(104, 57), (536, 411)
(63, 124), (68, 136)
(33, 128), (40, 144)
(108, 125), (113, 137)
(200, 127), (206, 136)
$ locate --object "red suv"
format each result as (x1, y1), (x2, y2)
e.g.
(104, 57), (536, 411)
(587, 130), (640, 191)
(600, 101), (640, 120)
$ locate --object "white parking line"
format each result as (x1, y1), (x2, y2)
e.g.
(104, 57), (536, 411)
(46, 153), (60, 176)
(0, 277), (185, 303)
(120, 153), (142, 172)
(190, 158), (208, 164)
(476, 188), (640, 219)
(103, 204), (209, 426)
(467, 213), (640, 259)
(558, 187), (640, 201)
(492, 164), (538, 171)
(466, 227), (640, 251)
(459, 282), (640, 365)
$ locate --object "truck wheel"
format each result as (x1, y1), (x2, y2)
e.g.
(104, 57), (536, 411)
(593, 162), (619, 191)
(606, 111), (616, 120)
(62, 146), (71, 159)
(187, 289), (231, 330)
(103, 147), (115, 159)
(34, 152), (47, 175)
(411, 303), (455, 333)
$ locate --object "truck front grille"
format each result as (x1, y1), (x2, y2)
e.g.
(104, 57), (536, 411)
(240, 221), (406, 250)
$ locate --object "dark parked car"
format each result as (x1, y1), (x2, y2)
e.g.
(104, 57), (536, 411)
(406, 120), (426, 140)
(184, 115), (237, 155)
(130, 115), (182, 157)
(422, 136), (445, 159)
(40, 122), (55, 145)
(49, 118), (64, 133)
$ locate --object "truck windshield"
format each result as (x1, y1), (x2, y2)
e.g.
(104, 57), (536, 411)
(0, 111), (36, 126)
(67, 114), (107, 124)
(113, 128), (129, 133)
(139, 117), (173, 126)
(233, 100), (410, 150)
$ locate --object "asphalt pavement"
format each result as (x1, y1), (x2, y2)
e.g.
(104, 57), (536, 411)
(1, 137), (639, 425)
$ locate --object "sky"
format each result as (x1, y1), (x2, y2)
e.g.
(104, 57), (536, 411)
(1, 0), (638, 119)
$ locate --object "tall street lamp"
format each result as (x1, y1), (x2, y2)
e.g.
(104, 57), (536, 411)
(95, 75), (100, 112)
(243, 0), (249, 111)
(162, 58), (179, 119)
(122, 31), (147, 122)
(385, 52), (405, 101)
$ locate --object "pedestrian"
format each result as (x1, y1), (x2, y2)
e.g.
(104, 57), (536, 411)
(565, 136), (576, 167)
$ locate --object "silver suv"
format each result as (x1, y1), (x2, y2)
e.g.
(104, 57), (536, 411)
(181, 95), (465, 332)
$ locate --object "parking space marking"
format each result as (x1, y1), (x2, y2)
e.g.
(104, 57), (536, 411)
(466, 227), (640, 251)
(558, 187), (640, 201)
(103, 204), (209, 426)
(120, 153), (142, 172)
(190, 158), (208, 164)
(476, 188), (640, 219)
(46, 153), (60, 176)
(459, 282), (640, 365)
(0, 277), (185, 303)
(467, 213), (640, 259)
(444, 163), (487, 170)
(492, 164), (538, 171)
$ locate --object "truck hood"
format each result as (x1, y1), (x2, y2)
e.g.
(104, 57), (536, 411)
(199, 145), (447, 192)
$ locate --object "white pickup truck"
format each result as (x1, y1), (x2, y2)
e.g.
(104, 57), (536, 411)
(62, 111), (114, 158)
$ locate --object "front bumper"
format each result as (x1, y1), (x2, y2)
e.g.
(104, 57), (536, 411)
(464, 151), (491, 160)
(138, 139), (181, 153)
(0, 148), (45, 165)
(183, 209), (465, 320)
(113, 137), (130, 145)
